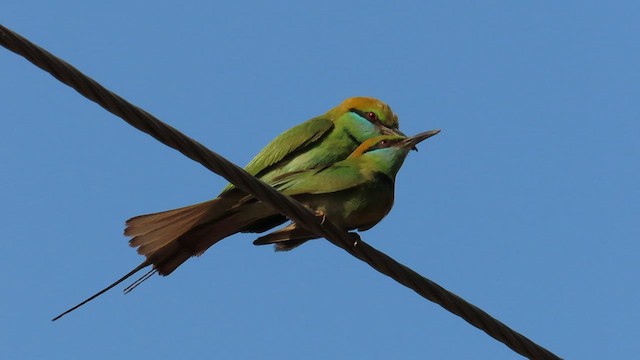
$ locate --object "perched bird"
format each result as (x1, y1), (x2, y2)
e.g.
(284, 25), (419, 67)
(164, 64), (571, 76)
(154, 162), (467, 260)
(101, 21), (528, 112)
(127, 97), (403, 275)
(222, 96), (402, 192)
(134, 130), (439, 268)
(252, 129), (441, 250)
(53, 97), (406, 320)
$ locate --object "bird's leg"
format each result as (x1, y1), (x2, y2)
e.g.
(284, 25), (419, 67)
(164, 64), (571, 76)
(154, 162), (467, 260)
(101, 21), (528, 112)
(314, 209), (326, 224)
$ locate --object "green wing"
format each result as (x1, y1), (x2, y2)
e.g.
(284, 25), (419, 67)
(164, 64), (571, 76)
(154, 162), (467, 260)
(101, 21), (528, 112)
(244, 115), (333, 176)
(220, 116), (333, 194)
(270, 163), (370, 196)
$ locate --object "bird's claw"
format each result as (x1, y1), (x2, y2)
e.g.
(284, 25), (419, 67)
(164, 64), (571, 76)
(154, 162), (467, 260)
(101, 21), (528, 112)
(314, 210), (326, 224)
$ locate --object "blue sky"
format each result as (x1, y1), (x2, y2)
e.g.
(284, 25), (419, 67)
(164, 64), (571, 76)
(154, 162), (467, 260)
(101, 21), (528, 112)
(1, 2), (638, 359)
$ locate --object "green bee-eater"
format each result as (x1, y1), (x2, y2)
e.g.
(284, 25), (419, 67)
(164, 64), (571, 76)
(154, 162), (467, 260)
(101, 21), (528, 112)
(222, 96), (402, 191)
(252, 129), (441, 250)
(131, 130), (440, 274)
(125, 96), (404, 275)
(53, 97), (408, 319)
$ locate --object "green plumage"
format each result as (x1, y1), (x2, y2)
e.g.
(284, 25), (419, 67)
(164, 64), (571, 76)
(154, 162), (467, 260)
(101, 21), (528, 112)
(220, 96), (401, 193)
(252, 130), (440, 250)
(126, 97), (407, 274)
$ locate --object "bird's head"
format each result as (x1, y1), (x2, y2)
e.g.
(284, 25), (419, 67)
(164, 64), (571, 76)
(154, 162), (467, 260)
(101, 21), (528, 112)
(347, 129), (441, 177)
(330, 97), (404, 140)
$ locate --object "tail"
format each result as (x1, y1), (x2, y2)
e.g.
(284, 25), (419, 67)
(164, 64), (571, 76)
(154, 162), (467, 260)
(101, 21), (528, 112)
(252, 223), (320, 251)
(127, 198), (281, 275)
(125, 198), (233, 275)
(53, 197), (279, 320)
(52, 261), (150, 321)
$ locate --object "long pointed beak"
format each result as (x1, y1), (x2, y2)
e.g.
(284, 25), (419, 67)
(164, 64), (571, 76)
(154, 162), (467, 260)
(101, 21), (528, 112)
(404, 129), (441, 151)
(380, 125), (406, 137)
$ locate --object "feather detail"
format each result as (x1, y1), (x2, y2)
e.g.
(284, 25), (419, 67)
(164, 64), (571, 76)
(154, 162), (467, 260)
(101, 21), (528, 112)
(125, 197), (236, 274)
(252, 223), (320, 251)
(125, 200), (217, 238)
(126, 199), (280, 275)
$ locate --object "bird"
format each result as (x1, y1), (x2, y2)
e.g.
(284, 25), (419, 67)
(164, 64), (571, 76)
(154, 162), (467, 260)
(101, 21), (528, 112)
(220, 96), (403, 192)
(52, 97), (408, 320)
(127, 97), (405, 275)
(252, 129), (441, 251)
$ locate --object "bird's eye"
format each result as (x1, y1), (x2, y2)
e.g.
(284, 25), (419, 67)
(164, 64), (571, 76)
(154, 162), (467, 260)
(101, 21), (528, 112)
(365, 138), (394, 154)
(366, 112), (379, 122)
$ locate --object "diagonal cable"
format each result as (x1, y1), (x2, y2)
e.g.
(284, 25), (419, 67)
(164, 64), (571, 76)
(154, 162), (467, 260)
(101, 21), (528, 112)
(0, 24), (561, 360)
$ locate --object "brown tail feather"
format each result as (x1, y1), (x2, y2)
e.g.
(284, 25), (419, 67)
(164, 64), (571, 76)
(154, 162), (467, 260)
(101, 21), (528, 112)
(154, 201), (280, 274)
(252, 223), (320, 251)
(125, 200), (217, 236)
(54, 196), (280, 320)
(126, 197), (239, 266)
(126, 200), (280, 275)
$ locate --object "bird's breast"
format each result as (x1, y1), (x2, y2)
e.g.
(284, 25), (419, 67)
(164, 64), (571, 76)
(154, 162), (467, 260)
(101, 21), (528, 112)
(296, 172), (395, 231)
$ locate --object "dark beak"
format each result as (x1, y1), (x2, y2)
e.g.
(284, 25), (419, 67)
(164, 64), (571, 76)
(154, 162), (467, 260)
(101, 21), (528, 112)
(403, 129), (441, 151)
(380, 125), (406, 137)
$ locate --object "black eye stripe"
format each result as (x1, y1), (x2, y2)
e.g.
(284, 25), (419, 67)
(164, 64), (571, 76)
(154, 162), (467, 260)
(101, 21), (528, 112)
(349, 108), (383, 126)
(365, 138), (402, 153)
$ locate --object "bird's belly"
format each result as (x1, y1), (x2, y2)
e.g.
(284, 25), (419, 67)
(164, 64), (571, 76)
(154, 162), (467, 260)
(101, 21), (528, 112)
(343, 190), (394, 231)
(298, 179), (394, 232)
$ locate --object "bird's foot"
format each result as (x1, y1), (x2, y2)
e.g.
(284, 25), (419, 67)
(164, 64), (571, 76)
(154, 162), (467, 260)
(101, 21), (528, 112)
(314, 210), (326, 224)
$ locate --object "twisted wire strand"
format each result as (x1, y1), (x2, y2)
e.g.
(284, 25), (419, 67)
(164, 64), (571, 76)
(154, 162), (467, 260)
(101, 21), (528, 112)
(0, 24), (561, 360)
